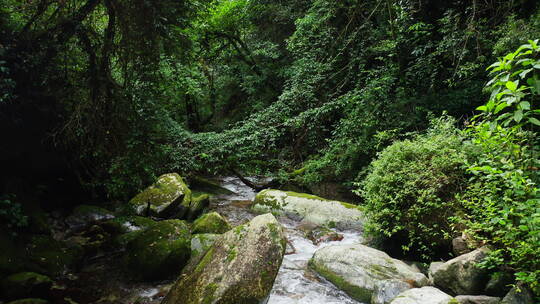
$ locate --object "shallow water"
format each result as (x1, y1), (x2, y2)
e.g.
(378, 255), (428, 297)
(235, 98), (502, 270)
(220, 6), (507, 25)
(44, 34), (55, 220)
(211, 176), (364, 304)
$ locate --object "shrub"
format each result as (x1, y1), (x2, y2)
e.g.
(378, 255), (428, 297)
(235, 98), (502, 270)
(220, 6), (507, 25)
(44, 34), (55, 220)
(359, 116), (467, 258)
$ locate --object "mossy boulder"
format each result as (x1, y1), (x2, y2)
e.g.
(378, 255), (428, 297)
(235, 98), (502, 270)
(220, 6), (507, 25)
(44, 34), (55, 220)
(127, 173), (192, 217)
(309, 244), (428, 303)
(252, 189), (365, 230)
(65, 205), (115, 231)
(25, 235), (82, 276)
(431, 247), (492, 295)
(5, 299), (50, 304)
(190, 233), (219, 257)
(185, 194), (210, 221)
(162, 213), (286, 304)
(390, 287), (457, 304)
(1, 272), (52, 300)
(123, 219), (191, 280)
(191, 212), (231, 234)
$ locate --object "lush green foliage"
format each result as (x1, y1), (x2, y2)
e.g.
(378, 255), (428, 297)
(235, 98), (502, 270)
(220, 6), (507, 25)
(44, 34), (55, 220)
(360, 117), (467, 258)
(460, 40), (540, 294)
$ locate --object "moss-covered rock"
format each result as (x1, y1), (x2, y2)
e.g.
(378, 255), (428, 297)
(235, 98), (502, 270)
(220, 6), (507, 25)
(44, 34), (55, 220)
(309, 244), (428, 303)
(190, 233), (219, 257)
(162, 213), (286, 304)
(252, 189), (365, 230)
(123, 219), (191, 280)
(5, 299), (50, 304)
(1, 272), (52, 300)
(185, 194), (210, 221)
(25, 234), (83, 276)
(102, 216), (156, 234)
(191, 212), (231, 234)
(127, 173), (192, 218)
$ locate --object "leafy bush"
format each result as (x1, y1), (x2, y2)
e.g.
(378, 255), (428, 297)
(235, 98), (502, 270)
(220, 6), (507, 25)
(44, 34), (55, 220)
(459, 40), (540, 295)
(0, 194), (28, 235)
(360, 116), (467, 258)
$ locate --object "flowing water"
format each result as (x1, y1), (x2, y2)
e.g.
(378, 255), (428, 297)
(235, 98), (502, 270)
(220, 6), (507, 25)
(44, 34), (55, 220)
(211, 176), (363, 304)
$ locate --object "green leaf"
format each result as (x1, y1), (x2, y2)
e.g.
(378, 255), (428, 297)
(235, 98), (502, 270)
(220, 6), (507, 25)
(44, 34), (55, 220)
(528, 117), (540, 126)
(494, 102), (508, 114)
(506, 80), (518, 91)
(476, 105), (488, 112)
(514, 110), (523, 122)
(518, 101), (530, 110)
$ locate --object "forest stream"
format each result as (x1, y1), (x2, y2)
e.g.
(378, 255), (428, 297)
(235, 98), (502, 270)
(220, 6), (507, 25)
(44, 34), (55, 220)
(58, 176), (364, 304)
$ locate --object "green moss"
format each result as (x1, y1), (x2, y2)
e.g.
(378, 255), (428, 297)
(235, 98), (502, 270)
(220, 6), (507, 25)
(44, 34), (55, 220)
(226, 248), (237, 262)
(128, 173), (191, 216)
(192, 212), (231, 234)
(124, 219), (191, 280)
(195, 247), (214, 273)
(202, 282), (218, 304)
(309, 259), (371, 302)
(189, 176), (234, 195)
(285, 191), (332, 201)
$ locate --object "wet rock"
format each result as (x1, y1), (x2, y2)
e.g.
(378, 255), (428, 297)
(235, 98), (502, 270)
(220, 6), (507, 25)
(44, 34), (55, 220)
(184, 194), (210, 221)
(485, 272), (514, 297)
(123, 219), (191, 280)
(431, 247), (492, 295)
(102, 216), (156, 234)
(1, 272), (53, 300)
(190, 233), (219, 257)
(5, 299), (50, 304)
(162, 213), (286, 304)
(189, 176), (235, 195)
(455, 295), (501, 304)
(127, 173), (192, 217)
(500, 284), (535, 304)
(191, 212), (231, 234)
(309, 244), (428, 303)
(390, 287), (456, 304)
(372, 279), (412, 304)
(65, 205), (114, 231)
(303, 226), (343, 245)
(428, 262), (445, 285)
(252, 189), (365, 230)
(452, 236), (472, 256)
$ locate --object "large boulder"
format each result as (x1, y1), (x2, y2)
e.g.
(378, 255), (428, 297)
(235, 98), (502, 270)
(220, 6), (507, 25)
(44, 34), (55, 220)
(455, 295), (501, 304)
(162, 213), (286, 304)
(252, 189), (364, 230)
(127, 173), (191, 217)
(191, 212), (231, 234)
(390, 287), (456, 304)
(431, 247), (491, 295)
(184, 194), (210, 221)
(123, 219), (191, 280)
(190, 233), (219, 257)
(309, 244), (428, 303)
(1, 272), (52, 300)
(372, 279), (413, 304)
(500, 284), (535, 304)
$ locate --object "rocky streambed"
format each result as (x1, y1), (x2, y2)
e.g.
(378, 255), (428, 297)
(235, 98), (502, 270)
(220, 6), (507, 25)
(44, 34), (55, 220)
(1, 175), (534, 304)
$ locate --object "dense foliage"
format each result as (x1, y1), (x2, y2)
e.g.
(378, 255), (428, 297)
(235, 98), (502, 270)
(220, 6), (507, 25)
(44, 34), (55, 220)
(1, 0), (539, 295)
(361, 117), (467, 258)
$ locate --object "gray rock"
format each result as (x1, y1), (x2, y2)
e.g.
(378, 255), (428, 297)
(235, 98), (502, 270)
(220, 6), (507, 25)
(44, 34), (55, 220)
(309, 244), (428, 303)
(452, 236), (472, 256)
(431, 247), (491, 295)
(162, 213), (286, 304)
(500, 284), (535, 304)
(485, 272), (514, 297)
(390, 287), (456, 304)
(428, 261), (445, 285)
(455, 295), (501, 304)
(252, 189), (365, 230)
(372, 280), (412, 304)
(65, 205), (114, 231)
(190, 233), (219, 257)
